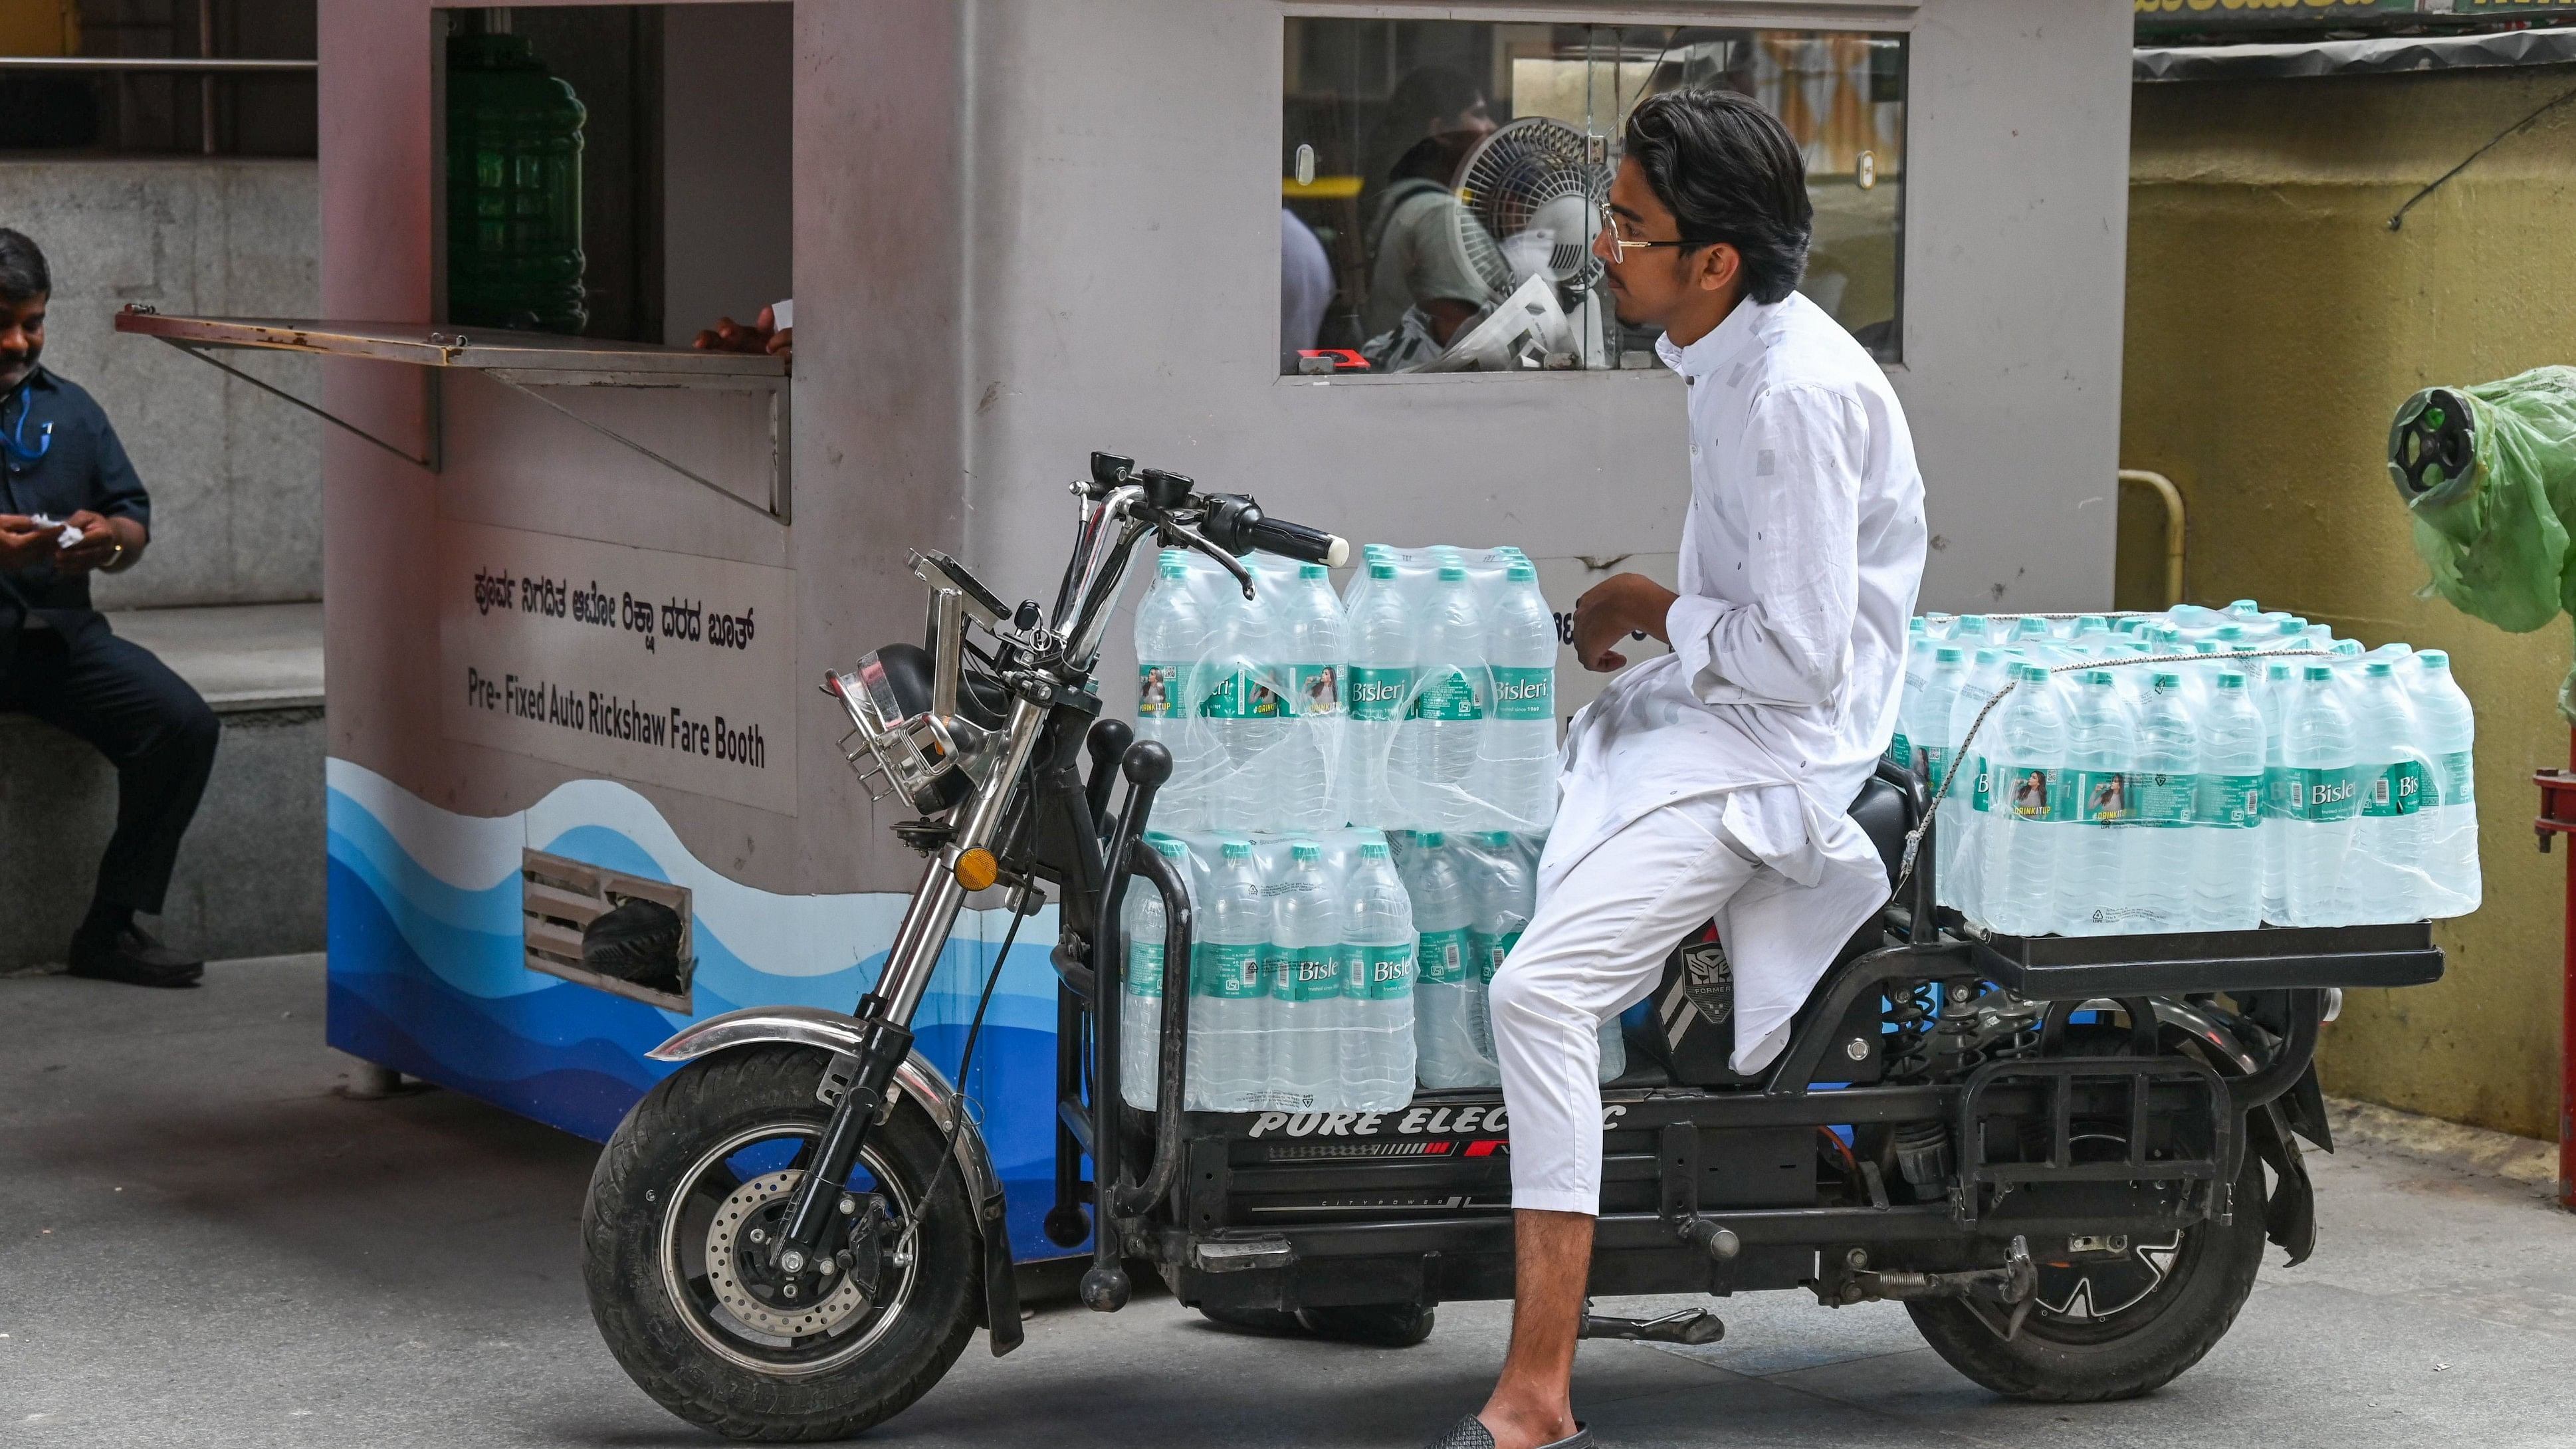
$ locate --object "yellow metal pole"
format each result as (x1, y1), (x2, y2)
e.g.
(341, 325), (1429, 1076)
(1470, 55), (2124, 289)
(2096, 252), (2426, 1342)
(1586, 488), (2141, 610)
(2118, 469), (2187, 609)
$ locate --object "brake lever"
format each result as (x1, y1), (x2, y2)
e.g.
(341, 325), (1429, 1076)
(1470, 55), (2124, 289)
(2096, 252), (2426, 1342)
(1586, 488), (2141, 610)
(1165, 520), (1256, 600)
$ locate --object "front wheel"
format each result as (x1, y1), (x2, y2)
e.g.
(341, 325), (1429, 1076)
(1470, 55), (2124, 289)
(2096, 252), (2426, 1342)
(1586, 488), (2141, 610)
(1905, 1151), (2267, 1402)
(582, 1044), (980, 1440)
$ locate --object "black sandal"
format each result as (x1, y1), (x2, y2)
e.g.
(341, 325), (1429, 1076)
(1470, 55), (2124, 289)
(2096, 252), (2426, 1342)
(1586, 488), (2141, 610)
(1421, 1415), (1592, 1449)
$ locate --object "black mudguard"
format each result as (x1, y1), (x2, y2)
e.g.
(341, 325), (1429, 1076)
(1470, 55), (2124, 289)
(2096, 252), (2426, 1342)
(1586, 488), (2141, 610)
(2248, 1100), (2317, 1267)
(979, 1189), (1025, 1355)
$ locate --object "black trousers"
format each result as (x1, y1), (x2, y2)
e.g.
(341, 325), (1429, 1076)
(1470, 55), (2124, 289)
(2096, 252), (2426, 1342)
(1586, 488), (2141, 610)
(0, 618), (219, 916)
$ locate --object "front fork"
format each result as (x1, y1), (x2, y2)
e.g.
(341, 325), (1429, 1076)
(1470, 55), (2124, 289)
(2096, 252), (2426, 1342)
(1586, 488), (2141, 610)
(767, 697), (1049, 1274)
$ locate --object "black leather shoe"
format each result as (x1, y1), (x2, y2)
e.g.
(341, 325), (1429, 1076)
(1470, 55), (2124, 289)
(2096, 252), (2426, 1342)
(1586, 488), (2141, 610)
(66, 925), (204, 988)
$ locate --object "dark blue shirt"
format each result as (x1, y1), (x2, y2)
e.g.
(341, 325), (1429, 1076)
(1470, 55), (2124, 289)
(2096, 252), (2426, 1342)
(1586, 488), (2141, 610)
(0, 365), (150, 619)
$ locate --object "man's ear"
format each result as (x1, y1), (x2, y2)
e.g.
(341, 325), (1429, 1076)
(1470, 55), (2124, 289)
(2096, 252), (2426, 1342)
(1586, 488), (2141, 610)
(1693, 242), (1742, 295)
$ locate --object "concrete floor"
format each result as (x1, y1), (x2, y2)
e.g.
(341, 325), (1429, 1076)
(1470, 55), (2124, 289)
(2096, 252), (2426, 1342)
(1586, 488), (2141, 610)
(6, 954), (2573, 1449)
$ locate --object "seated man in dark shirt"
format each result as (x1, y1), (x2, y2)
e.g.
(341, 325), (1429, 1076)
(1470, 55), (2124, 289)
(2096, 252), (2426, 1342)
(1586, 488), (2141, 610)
(0, 228), (218, 988)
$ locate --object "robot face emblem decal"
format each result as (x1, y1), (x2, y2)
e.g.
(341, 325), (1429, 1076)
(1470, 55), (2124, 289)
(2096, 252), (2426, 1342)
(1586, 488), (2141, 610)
(1660, 939), (1734, 1052)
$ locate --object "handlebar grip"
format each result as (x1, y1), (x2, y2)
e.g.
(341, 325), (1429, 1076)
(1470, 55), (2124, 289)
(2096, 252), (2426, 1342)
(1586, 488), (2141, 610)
(1245, 514), (1350, 568)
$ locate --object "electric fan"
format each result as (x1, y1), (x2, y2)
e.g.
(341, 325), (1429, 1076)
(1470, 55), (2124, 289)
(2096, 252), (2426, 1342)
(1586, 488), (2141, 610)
(1449, 116), (1608, 300)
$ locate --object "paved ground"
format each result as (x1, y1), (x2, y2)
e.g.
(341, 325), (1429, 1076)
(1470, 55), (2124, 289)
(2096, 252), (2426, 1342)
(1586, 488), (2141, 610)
(6, 954), (2574, 1448)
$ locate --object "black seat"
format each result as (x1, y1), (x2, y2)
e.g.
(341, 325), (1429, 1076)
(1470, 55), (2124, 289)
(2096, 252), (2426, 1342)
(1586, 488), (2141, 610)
(1846, 771), (1915, 888)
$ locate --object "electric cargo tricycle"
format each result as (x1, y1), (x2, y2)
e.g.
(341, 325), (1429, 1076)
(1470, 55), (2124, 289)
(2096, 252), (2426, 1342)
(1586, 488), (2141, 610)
(578, 453), (2444, 1440)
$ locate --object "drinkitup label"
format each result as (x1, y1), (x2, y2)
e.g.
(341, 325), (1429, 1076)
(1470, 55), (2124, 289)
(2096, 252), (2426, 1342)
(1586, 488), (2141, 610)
(1199, 666), (1283, 720)
(2006, 768), (2057, 821)
(2197, 773), (2262, 829)
(1345, 943), (1415, 1000)
(2362, 760), (2429, 818)
(2127, 770), (2193, 827)
(1348, 665), (1412, 722)
(1491, 665), (1552, 721)
(1127, 942), (1163, 997)
(1271, 945), (1343, 1002)
(1417, 927), (1473, 984)
(1136, 663), (1184, 719)
(2068, 770), (2130, 825)
(1193, 941), (1267, 998)
(1289, 663), (1341, 717)
(1408, 666), (1485, 722)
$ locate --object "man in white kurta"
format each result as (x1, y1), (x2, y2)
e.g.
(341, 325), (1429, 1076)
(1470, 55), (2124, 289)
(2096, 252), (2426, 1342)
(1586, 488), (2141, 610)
(1445, 89), (1923, 1449)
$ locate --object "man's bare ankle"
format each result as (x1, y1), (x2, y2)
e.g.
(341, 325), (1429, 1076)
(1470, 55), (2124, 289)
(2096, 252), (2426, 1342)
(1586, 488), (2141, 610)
(1477, 1398), (1578, 1449)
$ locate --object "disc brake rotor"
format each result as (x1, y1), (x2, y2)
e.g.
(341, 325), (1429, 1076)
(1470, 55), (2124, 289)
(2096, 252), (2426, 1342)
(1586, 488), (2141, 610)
(702, 1169), (871, 1339)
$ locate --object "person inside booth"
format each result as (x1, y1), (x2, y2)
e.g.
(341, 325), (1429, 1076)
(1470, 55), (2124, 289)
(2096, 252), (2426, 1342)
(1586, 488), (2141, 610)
(0, 229), (221, 990)
(1358, 65), (1500, 372)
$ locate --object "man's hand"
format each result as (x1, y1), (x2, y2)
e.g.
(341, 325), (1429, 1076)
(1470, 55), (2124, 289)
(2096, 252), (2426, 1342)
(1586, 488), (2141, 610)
(0, 513), (53, 570)
(53, 511), (139, 575)
(1570, 572), (1678, 673)
(693, 304), (792, 372)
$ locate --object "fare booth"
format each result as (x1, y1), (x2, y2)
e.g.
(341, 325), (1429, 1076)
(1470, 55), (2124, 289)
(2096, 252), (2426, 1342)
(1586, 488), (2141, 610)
(119, 0), (2133, 1264)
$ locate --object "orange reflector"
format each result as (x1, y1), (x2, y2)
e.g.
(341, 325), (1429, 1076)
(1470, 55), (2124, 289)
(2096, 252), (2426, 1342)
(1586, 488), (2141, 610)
(954, 848), (1000, 892)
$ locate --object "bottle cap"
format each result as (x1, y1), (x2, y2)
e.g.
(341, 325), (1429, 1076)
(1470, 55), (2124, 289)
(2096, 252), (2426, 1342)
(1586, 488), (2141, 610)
(1159, 552), (1188, 577)
(2216, 671), (2246, 689)
(2019, 664), (2049, 683)
(2082, 669), (2113, 686)
(1910, 617), (1927, 633)
(1479, 832), (1511, 846)
(2016, 618), (2050, 639)
(1369, 560), (1398, 580)
(1935, 645), (1965, 663)
(1299, 563), (1328, 579)
(1437, 564), (1466, 581)
(1150, 835), (1189, 858)
(2366, 661), (2393, 677)
(1506, 560), (1537, 582)
(1221, 840), (1252, 860)
(2331, 639), (2362, 655)
(2216, 625), (2244, 640)
(1291, 841), (1321, 862)
(2304, 665), (2333, 681)
(1975, 648), (2001, 664)
(1360, 841), (1390, 859)
(2418, 649), (2449, 667)
(2153, 672), (2181, 689)
(1160, 548), (1188, 568)
(1957, 617), (1988, 635)
(2268, 663), (2293, 679)
(2230, 599), (2260, 613)
(1419, 831), (1446, 847)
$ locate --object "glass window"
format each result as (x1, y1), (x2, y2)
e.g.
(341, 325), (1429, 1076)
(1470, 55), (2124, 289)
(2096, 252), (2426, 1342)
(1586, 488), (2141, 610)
(1281, 19), (1906, 376)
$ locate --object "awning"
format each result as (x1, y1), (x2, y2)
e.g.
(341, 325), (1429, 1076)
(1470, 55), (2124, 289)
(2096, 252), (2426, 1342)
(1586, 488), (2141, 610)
(112, 310), (792, 522)
(2136, 25), (2576, 82)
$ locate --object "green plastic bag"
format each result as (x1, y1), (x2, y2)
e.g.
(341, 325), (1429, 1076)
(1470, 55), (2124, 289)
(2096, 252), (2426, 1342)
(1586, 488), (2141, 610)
(2390, 365), (2576, 719)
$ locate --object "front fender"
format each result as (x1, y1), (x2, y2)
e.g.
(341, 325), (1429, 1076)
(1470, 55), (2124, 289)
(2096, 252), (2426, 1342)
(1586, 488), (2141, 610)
(647, 1006), (1005, 1224)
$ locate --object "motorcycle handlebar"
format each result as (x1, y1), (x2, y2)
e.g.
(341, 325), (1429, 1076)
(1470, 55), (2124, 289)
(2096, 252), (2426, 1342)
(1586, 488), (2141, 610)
(1196, 493), (1351, 568)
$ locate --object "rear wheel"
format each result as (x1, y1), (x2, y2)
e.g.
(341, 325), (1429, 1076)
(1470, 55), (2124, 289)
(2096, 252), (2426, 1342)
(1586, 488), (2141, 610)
(1906, 1150), (2266, 1401)
(582, 1045), (980, 1440)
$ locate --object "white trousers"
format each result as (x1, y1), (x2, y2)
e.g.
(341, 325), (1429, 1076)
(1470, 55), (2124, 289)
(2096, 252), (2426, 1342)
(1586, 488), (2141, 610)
(1490, 796), (1765, 1216)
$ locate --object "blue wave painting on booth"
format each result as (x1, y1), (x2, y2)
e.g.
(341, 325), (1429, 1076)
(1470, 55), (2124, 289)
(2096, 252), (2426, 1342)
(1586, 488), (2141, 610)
(324, 759), (1078, 1260)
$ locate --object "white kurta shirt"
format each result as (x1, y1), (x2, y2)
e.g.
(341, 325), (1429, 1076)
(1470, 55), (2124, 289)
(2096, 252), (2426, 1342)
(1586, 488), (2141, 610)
(1545, 290), (1927, 1071)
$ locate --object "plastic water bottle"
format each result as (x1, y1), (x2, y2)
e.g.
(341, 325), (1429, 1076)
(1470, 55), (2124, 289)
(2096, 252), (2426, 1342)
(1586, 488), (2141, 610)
(1912, 646), (1968, 791)
(1339, 840), (1416, 1109)
(1464, 832), (1529, 1066)
(1207, 574), (1286, 834)
(1120, 836), (1190, 1111)
(1406, 565), (1490, 829)
(2193, 671), (2265, 932)
(1277, 563), (1346, 833)
(2118, 671), (2197, 935)
(2347, 661), (2431, 925)
(1941, 647), (2013, 922)
(2256, 661), (2294, 924)
(1269, 842), (1344, 1107)
(2054, 670), (2137, 937)
(2410, 651), (2482, 917)
(1481, 559), (1558, 830)
(1981, 665), (2070, 936)
(1136, 550), (1215, 831)
(1188, 839), (1273, 1111)
(1406, 833), (1489, 1088)
(2280, 666), (2360, 927)
(1893, 619), (1932, 770)
(1345, 558), (1412, 829)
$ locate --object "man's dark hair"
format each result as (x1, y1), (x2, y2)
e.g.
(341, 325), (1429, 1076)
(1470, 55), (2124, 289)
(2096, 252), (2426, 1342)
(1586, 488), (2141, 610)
(0, 229), (50, 304)
(1622, 88), (1812, 305)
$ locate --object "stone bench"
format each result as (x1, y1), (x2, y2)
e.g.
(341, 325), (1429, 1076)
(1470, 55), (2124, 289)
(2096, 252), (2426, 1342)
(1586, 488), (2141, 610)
(0, 602), (324, 972)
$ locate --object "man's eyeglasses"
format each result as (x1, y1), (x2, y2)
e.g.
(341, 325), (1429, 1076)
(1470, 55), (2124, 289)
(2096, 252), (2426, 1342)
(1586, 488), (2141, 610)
(1598, 201), (1717, 262)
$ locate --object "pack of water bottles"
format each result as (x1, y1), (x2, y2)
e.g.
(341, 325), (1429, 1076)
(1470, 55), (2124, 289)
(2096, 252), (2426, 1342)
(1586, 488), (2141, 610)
(1133, 544), (1560, 836)
(1893, 602), (2482, 938)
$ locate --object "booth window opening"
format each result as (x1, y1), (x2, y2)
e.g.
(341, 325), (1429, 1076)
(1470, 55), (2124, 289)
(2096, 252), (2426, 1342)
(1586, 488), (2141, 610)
(1281, 17), (1906, 378)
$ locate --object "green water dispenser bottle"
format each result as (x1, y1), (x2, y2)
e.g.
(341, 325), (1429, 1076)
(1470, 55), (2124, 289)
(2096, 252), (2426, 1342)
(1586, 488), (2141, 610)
(445, 31), (587, 335)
